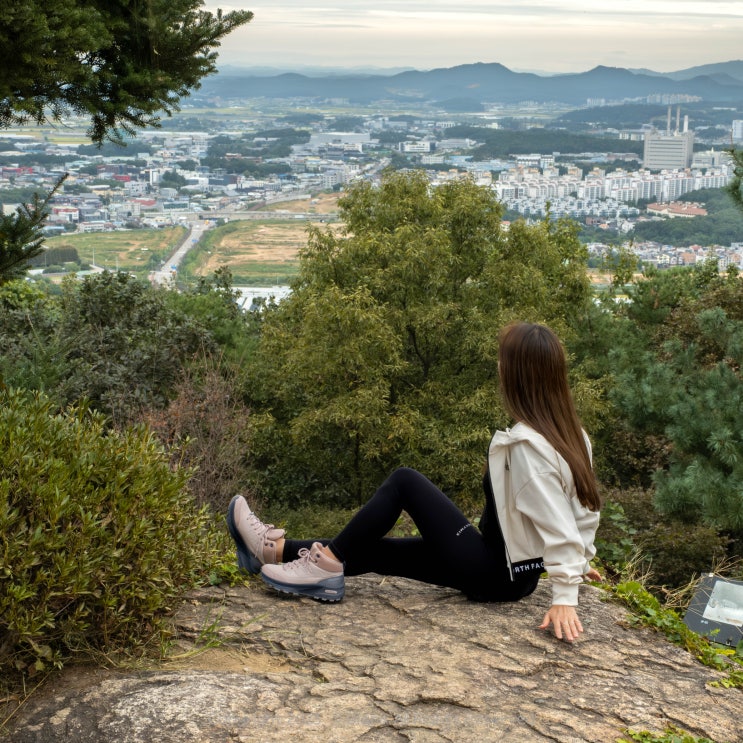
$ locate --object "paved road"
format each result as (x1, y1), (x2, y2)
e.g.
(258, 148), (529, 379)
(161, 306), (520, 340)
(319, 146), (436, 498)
(150, 221), (211, 287)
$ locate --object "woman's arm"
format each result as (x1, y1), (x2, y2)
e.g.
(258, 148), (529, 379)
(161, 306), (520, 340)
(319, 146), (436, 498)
(513, 468), (589, 605)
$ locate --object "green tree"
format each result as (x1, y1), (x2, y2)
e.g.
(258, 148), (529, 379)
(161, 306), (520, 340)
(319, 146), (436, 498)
(727, 147), (743, 212)
(244, 171), (601, 508)
(0, 1), (251, 284)
(0, 272), (217, 424)
(0, 176), (66, 285)
(0, 0), (253, 143)
(159, 169), (188, 190)
(605, 264), (743, 535)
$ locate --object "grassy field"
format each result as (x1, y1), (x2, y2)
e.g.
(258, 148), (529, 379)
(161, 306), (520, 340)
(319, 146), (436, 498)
(260, 192), (341, 215)
(183, 193), (343, 285)
(185, 218), (337, 285)
(45, 227), (187, 276)
(38, 193), (344, 285)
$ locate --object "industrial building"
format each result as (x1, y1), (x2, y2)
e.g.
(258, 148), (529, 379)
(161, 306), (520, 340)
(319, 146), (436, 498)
(643, 107), (695, 171)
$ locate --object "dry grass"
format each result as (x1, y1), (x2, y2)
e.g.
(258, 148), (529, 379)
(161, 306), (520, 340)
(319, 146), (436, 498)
(194, 217), (344, 284)
(260, 192), (340, 215)
(45, 227), (186, 273)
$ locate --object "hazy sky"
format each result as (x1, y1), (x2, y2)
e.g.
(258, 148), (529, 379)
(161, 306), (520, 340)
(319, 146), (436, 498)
(203, 1), (743, 74)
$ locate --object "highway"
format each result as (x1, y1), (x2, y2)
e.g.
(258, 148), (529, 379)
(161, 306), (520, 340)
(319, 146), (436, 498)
(149, 220), (211, 287)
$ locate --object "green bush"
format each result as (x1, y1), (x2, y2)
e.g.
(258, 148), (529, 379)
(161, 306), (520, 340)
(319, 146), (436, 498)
(594, 498), (637, 575)
(0, 388), (219, 678)
(636, 523), (730, 589)
(601, 487), (730, 589)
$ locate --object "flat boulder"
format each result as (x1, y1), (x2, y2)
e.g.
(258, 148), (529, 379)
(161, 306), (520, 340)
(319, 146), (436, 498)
(7, 576), (742, 742)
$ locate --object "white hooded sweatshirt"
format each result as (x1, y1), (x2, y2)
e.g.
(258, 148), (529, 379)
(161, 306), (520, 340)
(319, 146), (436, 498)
(487, 422), (600, 606)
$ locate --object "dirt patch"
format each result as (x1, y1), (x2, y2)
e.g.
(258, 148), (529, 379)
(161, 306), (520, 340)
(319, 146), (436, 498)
(161, 647), (290, 674)
(197, 219), (344, 278)
(262, 192), (340, 215)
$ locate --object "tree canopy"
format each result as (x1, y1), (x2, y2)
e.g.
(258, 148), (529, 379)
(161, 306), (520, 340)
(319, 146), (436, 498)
(0, 176), (65, 285)
(243, 171), (602, 508)
(0, 0), (253, 143)
(727, 147), (743, 212)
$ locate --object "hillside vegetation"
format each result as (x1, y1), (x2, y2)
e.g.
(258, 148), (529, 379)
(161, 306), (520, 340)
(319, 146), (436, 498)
(1, 171), (742, 690)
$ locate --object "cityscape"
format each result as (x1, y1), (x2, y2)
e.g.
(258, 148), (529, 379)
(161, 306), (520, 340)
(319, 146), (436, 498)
(2, 64), (743, 280)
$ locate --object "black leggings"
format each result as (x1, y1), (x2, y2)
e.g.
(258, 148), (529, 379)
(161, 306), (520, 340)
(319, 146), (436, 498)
(282, 467), (539, 602)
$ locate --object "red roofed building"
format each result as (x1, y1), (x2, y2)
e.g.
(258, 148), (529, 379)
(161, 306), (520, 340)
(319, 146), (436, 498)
(646, 202), (707, 218)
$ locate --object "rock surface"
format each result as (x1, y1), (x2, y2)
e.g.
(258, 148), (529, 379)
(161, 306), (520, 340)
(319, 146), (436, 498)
(6, 575), (742, 742)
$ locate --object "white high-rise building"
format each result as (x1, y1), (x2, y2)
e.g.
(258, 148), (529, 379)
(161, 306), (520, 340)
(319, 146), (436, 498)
(733, 120), (743, 142)
(643, 107), (694, 171)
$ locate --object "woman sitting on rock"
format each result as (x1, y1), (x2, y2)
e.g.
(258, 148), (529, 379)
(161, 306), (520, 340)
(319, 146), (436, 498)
(228, 321), (602, 642)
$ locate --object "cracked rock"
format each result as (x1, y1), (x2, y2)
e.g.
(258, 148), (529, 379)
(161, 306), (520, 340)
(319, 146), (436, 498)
(6, 576), (742, 743)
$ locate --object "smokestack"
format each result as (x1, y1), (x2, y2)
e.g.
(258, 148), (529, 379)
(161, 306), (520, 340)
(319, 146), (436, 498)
(676, 107), (680, 133)
(667, 106), (671, 134)
(684, 115), (689, 133)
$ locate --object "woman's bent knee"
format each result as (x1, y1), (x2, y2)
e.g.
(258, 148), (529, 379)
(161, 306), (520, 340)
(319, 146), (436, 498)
(386, 467), (426, 488)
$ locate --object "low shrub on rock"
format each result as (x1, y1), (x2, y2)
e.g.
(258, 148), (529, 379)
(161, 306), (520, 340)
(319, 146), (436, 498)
(0, 388), (218, 678)
(598, 487), (731, 589)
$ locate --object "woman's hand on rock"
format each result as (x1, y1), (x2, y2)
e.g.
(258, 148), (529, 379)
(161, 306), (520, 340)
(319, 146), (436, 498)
(539, 604), (583, 642)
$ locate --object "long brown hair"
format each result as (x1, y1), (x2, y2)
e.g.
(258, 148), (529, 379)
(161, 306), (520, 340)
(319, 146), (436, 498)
(498, 322), (600, 511)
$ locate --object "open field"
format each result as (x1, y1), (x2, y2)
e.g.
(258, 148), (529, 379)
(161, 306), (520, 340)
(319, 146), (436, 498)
(260, 192), (341, 215)
(189, 216), (344, 285)
(45, 227), (186, 275)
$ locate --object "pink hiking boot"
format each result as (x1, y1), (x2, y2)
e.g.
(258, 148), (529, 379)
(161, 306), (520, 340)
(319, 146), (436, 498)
(226, 495), (284, 574)
(261, 542), (345, 602)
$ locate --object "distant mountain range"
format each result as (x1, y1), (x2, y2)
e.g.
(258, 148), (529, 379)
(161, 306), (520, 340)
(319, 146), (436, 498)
(199, 61), (743, 107)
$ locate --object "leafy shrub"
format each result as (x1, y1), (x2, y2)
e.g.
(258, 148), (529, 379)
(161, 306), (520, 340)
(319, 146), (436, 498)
(594, 498), (636, 575)
(0, 280), (66, 399)
(56, 271), (216, 425)
(619, 725), (718, 743)
(0, 388), (219, 678)
(263, 504), (360, 541)
(600, 487), (730, 588)
(636, 522), (730, 589)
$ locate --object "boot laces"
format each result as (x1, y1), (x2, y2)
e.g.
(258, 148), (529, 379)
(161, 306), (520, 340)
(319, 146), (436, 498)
(282, 547), (316, 574)
(246, 511), (275, 539)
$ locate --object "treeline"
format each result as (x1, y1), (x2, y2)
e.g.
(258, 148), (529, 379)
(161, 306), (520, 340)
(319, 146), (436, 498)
(633, 187), (743, 246)
(446, 125), (644, 159)
(555, 101), (743, 130)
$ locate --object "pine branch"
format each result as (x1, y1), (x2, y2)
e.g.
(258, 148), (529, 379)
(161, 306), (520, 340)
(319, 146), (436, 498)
(0, 174), (68, 285)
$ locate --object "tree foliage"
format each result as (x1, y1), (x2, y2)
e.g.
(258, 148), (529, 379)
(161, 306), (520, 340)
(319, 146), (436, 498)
(631, 203), (743, 247)
(593, 262), (743, 534)
(446, 125), (644, 159)
(0, 176), (66, 286)
(243, 171), (601, 508)
(727, 147), (743, 213)
(0, 272), (217, 424)
(0, 0), (253, 143)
